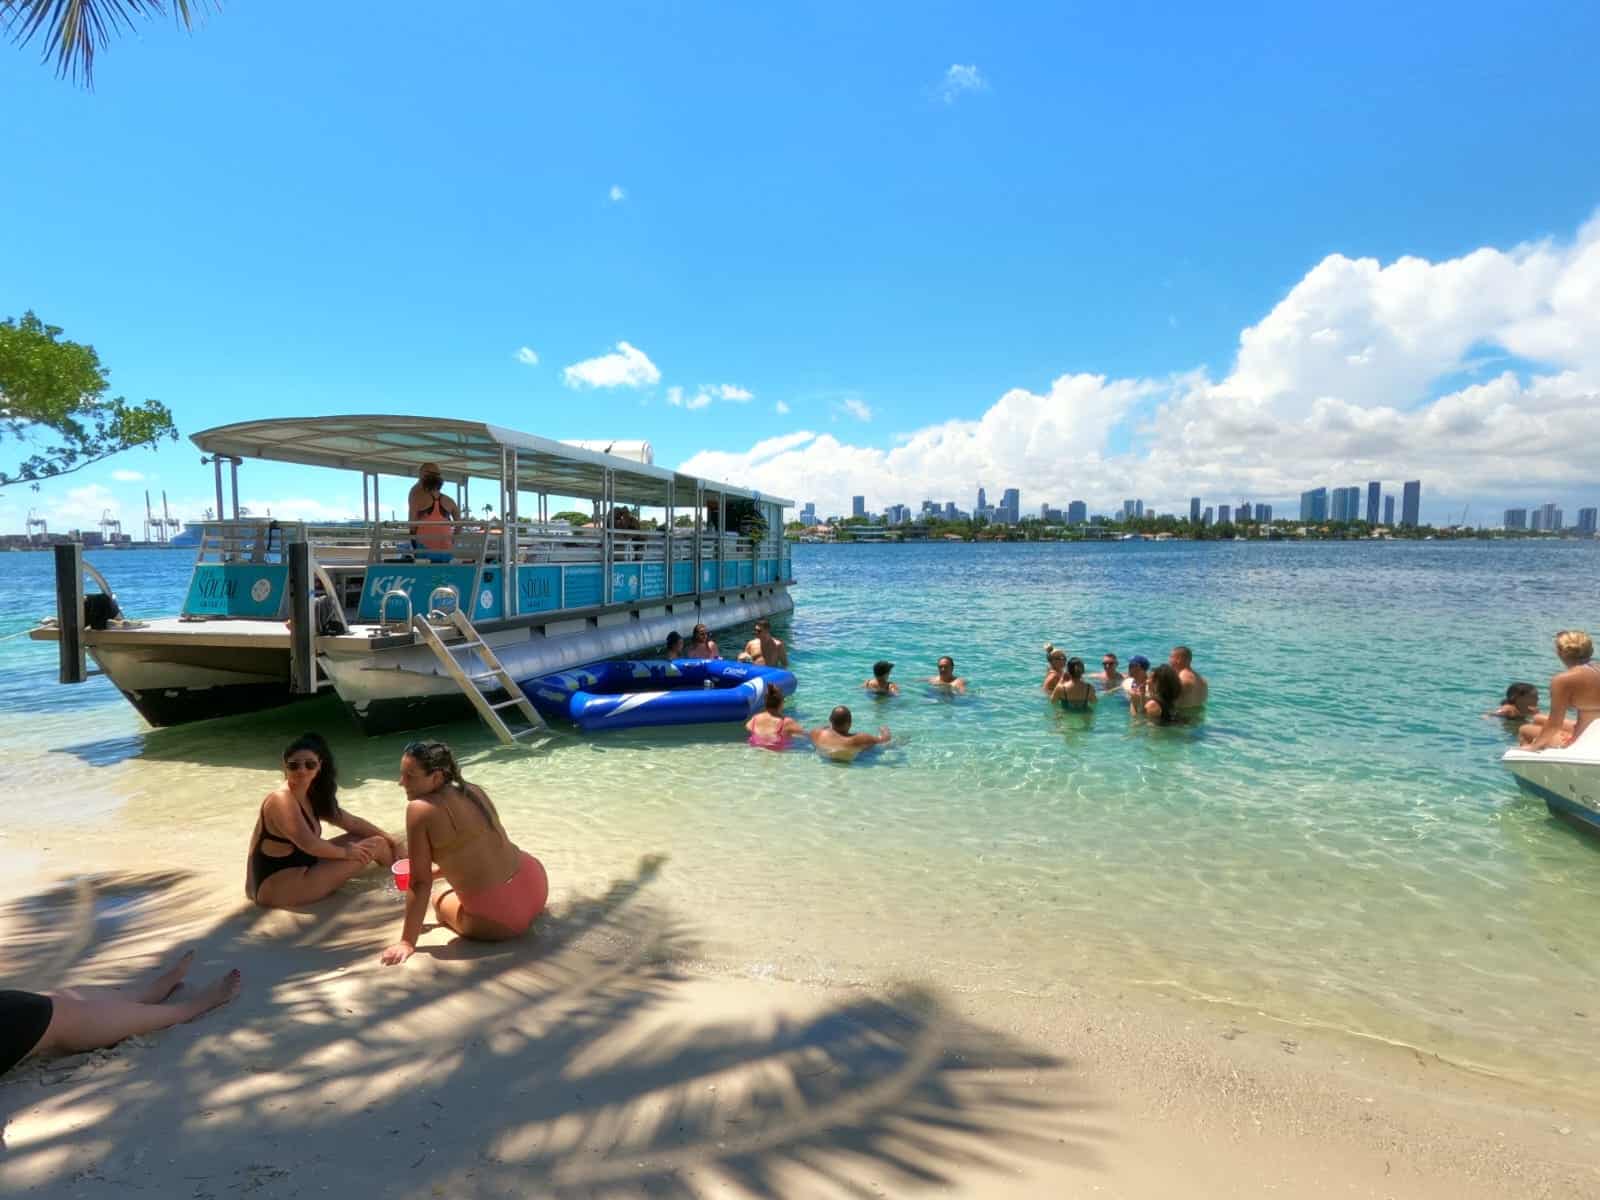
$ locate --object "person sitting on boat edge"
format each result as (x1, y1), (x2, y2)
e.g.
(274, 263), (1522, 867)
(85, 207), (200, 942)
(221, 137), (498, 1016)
(1093, 653), (1124, 692)
(246, 733), (399, 909)
(738, 619), (788, 667)
(1051, 657), (1097, 711)
(746, 685), (804, 750)
(2, 950), (240, 1079)
(1042, 644), (1068, 694)
(1169, 645), (1208, 709)
(382, 740), (549, 965)
(682, 623), (720, 659)
(810, 706), (891, 762)
(1521, 630), (1600, 750)
(865, 660), (899, 696)
(407, 461), (459, 558)
(928, 655), (967, 693)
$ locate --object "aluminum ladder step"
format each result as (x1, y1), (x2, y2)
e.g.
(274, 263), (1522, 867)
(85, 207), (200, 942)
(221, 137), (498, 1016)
(411, 611), (547, 746)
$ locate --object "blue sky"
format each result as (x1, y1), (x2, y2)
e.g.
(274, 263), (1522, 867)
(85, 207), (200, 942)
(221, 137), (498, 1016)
(3, 1), (1599, 529)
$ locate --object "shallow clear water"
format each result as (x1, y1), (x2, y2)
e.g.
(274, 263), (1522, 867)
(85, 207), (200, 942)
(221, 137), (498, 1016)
(1, 542), (1597, 1091)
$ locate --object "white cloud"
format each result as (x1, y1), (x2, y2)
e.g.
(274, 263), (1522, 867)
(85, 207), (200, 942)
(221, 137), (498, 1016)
(665, 382), (753, 411)
(682, 212), (1600, 520)
(838, 397), (873, 422)
(562, 341), (661, 389)
(609, 185), (626, 202)
(939, 64), (986, 103)
(110, 469), (145, 482)
(775, 399), (791, 415)
(714, 384), (753, 402)
(514, 346), (539, 366)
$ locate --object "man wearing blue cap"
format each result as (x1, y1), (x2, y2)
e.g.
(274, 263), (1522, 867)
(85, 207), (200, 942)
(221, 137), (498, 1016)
(1121, 656), (1151, 706)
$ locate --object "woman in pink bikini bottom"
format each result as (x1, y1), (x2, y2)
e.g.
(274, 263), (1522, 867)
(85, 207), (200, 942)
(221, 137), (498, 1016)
(382, 741), (549, 965)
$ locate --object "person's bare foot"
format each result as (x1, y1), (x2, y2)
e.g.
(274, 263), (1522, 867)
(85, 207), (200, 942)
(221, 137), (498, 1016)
(137, 949), (195, 1004)
(181, 969), (242, 1021)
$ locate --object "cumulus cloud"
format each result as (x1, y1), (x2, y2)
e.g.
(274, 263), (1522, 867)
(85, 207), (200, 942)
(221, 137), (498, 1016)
(683, 213), (1600, 519)
(665, 382), (753, 411)
(515, 346), (539, 366)
(775, 399), (791, 415)
(608, 185), (626, 202)
(838, 397), (873, 422)
(562, 342), (661, 389)
(110, 469), (145, 482)
(938, 64), (986, 103)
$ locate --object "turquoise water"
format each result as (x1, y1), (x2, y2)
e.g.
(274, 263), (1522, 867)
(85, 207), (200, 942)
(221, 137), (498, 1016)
(2, 542), (1598, 1092)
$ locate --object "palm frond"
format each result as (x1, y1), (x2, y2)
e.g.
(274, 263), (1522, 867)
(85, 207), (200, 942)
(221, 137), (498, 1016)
(1, 0), (210, 86)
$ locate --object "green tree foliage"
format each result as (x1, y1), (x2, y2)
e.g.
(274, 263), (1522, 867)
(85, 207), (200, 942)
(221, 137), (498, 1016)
(0, 311), (177, 488)
(550, 510), (591, 525)
(3, 0), (211, 86)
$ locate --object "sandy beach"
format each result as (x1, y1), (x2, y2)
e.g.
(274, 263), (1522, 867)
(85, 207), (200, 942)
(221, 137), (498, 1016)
(3, 842), (1596, 1200)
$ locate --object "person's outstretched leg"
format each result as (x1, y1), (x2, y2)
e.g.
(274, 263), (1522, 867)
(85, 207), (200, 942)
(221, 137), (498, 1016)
(37, 969), (241, 1057)
(62, 949), (196, 1004)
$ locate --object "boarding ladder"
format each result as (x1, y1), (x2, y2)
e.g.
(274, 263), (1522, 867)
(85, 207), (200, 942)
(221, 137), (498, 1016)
(410, 601), (547, 746)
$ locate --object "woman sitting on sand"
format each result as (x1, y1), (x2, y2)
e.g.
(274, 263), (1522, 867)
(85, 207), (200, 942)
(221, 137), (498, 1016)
(247, 733), (399, 908)
(382, 741), (548, 965)
(1050, 656), (1097, 711)
(746, 685), (804, 749)
(1138, 664), (1187, 725)
(2, 950), (240, 1077)
(1521, 630), (1600, 749)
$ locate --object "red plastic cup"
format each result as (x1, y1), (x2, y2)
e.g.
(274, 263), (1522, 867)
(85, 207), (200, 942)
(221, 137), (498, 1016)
(391, 858), (411, 893)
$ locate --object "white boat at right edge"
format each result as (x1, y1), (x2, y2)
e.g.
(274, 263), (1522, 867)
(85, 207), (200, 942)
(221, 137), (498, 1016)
(1502, 722), (1600, 838)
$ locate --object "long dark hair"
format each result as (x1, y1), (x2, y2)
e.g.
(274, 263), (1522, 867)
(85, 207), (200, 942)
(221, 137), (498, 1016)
(1148, 664), (1183, 723)
(404, 740), (501, 831)
(1065, 657), (1085, 681)
(284, 732), (339, 822)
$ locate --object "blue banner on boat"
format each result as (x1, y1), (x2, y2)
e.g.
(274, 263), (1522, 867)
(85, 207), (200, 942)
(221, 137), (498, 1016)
(182, 563), (289, 618)
(564, 564), (603, 608)
(517, 564), (562, 613)
(356, 564), (480, 622)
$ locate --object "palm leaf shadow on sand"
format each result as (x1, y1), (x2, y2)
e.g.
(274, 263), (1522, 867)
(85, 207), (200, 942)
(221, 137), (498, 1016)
(0, 857), (1105, 1197)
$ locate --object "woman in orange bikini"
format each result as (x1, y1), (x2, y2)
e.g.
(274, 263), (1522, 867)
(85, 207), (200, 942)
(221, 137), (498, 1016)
(381, 741), (549, 965)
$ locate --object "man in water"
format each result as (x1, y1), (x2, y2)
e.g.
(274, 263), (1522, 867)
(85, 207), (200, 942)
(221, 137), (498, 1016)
(927, 655), (967, 693)
(664, 631), (684, 658)
(864, 660), (898, 695)
(1093, 653), (1124, 692)
(737, 619), (788, 667)
(1120, 655), (1150, 705)
(1170, 645), (1208, 708)
(810, 705), (891, 761)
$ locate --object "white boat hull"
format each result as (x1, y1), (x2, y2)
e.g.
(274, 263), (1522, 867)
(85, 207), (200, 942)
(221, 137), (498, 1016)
(1502, 722), (1600, 836)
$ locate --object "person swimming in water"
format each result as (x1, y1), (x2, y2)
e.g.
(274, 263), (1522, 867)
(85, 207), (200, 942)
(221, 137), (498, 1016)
(1042, 645), (1068, 694)
(810, 705), (891, 762)
(664, 630), (684, 658)
(683, 623), (720, 660)
(865, 660), (899, 696)
(928, 656), (967, 693)
(1050, 656), (1097, 710)
(1120, 655), (1150, 703)
(746, 685), (804, 749)
(737, 619), (788, 667)
(1139, 663), (1187, 724)
(1092, 653), (1124, 692)
(1491, 682), (1540, 722)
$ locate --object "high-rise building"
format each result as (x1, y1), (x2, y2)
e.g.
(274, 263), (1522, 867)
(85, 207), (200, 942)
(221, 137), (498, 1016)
(944, 501), (958, 520)
(1189, 496), (1201, 524)
(1300, 487), (1328, 522)
(1383, 495), (1395, 525)
(1366, 481), (1381, 525)
(1330, 486), (1364, 523)
(1578, 507), (1598, 535)
(977, 486), (987, 514)
(1136, 499), (1144, 519)
(1218, 504), (1232, 525)
(1202, 506), (1214, 526)
(851, 495), (865, 519)
(1067, 500), (1087, 525)
(1540, 503), (1563, 532)
(1503, 508), (1527, 531)
(1237, 499), (1252, 522)
(1530, 507), (1546, 532)
(1255, 503), (1272, 523)
(799, 502), (817, 525)
(1123, 499), (1138, 521)
(1401, 481), (1422, 528)
(999, 488), (1021, 524)
(921, 500), (938, 515)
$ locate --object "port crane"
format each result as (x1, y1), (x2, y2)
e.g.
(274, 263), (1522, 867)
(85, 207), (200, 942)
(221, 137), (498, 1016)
(25, 509), (47, 544)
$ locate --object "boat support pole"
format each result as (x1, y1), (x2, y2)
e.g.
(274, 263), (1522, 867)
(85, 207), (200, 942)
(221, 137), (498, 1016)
(287, 541), (316, 694)
(54, 542), (86, 684)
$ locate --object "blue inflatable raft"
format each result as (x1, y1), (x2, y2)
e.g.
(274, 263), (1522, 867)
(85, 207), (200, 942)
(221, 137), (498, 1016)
(524, 659), (798, 731)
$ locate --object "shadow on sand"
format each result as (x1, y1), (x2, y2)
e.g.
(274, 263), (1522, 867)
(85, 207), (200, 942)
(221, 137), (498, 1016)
(0, 860), (1106, 1198)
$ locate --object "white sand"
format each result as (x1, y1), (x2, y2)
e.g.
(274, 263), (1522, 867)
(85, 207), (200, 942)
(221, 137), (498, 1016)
(1, 851), (1596, 1199)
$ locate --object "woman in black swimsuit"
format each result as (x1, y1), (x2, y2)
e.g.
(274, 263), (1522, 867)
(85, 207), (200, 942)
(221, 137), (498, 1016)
(2, 951), (240, 1078)
(247, 733), (400, 908)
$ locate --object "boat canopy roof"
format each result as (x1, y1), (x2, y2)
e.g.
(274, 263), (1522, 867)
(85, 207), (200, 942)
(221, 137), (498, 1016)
(190, 415), (790, 508)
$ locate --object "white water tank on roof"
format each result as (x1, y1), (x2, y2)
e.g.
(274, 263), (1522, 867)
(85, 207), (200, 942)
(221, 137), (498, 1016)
(562, 439), (654, 465)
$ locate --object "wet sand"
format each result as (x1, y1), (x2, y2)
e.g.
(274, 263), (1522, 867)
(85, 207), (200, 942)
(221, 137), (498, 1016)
(1, 849), (1596, 1199)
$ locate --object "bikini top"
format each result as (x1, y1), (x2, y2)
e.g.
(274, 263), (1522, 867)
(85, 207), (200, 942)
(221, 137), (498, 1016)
(429, 787), (499, 858)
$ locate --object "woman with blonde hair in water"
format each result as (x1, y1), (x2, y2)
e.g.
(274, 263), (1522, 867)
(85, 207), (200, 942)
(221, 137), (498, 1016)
(382, 741), (549, 965)
(1522, 630), (1600, 749)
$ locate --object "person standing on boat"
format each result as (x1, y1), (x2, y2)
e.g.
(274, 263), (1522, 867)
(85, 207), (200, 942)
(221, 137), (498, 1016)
(382, 741), (548, 965)
(738, 619), (788, 667)
(1169, 645), (1208, 709)
(246, 734), (399, 908)
(1522, 630), (1600, 750)
(927, 656), (967, 693)
(683, 623), (720, 659)
(408, 461), (459, 556)
(810, 706), (891, 761)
